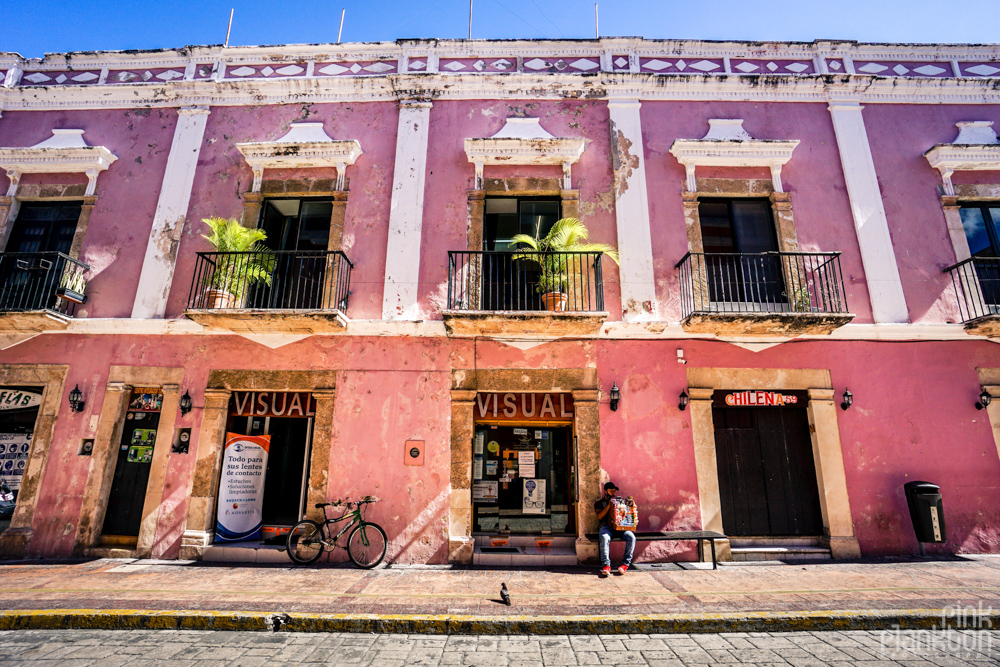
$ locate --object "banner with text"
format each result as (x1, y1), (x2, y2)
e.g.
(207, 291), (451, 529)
(0, 433), (31, 490)
(215, 433), (270, 543)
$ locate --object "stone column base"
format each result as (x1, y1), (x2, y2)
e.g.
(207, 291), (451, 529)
(448, 537), (474, 564)
(0, 527), (31, 559)
(179, 530), (213, 561)
(576, 537), (597, 564)
(824, 535), (861, 559)
(709, 537), (732, 563)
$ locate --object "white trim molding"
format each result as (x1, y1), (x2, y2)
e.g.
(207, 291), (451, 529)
(235, 122), (363, 192)
(669, 119), (799, 192)
(464, 117), (585, 189)
(923, 121), (1000, 196)
(0, 129), (117, 196)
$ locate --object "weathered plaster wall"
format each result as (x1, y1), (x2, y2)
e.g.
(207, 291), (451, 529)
(418, 100), (621, 320)
(0, 109), (178, 318)
(863, 104), (1000, 324)
(164, 102), (399, 320)
(640, 102), (874, 323)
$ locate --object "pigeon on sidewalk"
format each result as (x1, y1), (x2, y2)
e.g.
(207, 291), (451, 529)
(500, 582), (511, 606)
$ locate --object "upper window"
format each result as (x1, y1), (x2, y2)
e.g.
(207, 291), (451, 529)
(483, 198), (560, 251)
(959, 204), (1000, 258)
(6, 201), (82, 254)
(259, 199), (332, 252)
(698, 198), (778, 255)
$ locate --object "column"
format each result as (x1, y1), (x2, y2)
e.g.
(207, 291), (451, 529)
(306, 389), (337, 521)
(688, 386), (731, 562)
(382, 99), (432, 320)
(806, 388), (861, 558)
(179, 387), (230, 559)
(448, 389), (475, 564)
(131, 107), (211, 319)
(572, 389), (601, 564)
(240, 192), (264, 228)
(608, 98), (658, 321)
(828, 100), (909, 323)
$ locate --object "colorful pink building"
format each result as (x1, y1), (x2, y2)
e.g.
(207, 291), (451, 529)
(0, 38), (998, 565)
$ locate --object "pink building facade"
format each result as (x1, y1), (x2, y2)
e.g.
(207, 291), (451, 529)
(0, 38), (997, 565)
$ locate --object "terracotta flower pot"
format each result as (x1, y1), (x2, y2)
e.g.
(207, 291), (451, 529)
(542, 292), (568, 312)
(204, 288), (236, 309)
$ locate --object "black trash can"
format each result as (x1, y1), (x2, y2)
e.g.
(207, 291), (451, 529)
(904, 481), (946, 552)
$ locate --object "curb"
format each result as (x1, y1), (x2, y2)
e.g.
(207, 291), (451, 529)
(0, 608), (996, 634)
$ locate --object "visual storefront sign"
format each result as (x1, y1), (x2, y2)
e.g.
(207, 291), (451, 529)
(229, 392), (317, 418)
(722, 390), (803, 407)
(215, 433), (270, 543)
(0, 433), (30, 490)
(0, 388), (41, 412)
(474, 392), (574, 422)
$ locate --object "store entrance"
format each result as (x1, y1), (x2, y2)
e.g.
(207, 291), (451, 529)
(472, 424), (574, 535)
(0, 386), (43, 533)
(103, 388), (163, 538)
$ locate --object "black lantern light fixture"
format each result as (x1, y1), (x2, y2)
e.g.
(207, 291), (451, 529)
(841, 389), (853, 411)
(179, 391), (193, 415)
(68, 384), (85, 413)
(609, 382), (621, 412)
(678, 390), (689, 411)
(976, 388), (992, 410)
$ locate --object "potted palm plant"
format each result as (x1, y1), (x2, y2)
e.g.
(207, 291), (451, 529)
(511, 218), (620, 312)
(200, 217), (275, 309)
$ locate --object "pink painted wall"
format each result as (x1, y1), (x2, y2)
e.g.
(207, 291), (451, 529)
(164, 102), (399, 320)
(864, 105), (1000, 324)
(640, 102), (875, 323)
(0, 109), (178, 318)
(417, 100), (622, 320)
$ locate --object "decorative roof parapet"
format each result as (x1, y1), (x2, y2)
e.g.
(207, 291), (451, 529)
(924, 121), (1000, 196)
(235, 123), (363, 192)
(669, 119), (799, 192)
(0, 129), (118, 196)
(464, 118), (585, 189)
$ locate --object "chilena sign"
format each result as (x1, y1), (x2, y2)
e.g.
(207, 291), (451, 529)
(0, 388), (42, 411)
(474, 392), (574, 421)
(724, 391), (800, 407)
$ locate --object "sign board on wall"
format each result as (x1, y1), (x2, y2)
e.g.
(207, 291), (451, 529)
(522, 479), (546, 514)
(0, 388), (41, 412)
(716, 390), (808, 408)
(229, 392), (317, 418)
(474, 393), (574, 422)
(215, 433), (270, 543)
(0, 433), (30, 490)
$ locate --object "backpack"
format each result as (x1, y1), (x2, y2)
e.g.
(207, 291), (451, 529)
(610, 496), (639, 531)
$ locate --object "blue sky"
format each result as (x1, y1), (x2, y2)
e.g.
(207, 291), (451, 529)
(6, 0), (998, 59)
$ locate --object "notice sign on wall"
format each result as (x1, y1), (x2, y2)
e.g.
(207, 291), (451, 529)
(215, 433), (270, 543)
(0, 433), (31, 490)
(523, 479), (546, 514)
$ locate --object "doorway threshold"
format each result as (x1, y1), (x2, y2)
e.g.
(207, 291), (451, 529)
(203, 540), (290, 564)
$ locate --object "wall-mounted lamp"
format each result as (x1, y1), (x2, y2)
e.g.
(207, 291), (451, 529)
(68, 384), (85, 413)
(976, 388), (992, 410)
(179, 391), (193, 415)
(678, 390), (689, 411)
(609, 382), (621, 412)
(840, 389), (853, 411)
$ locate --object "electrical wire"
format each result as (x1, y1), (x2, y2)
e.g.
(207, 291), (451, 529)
(489, 0), (548, 38)
(527, 0), (564, 38)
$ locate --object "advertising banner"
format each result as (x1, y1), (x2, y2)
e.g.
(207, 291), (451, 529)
(522, 479), (546, 514)
(215, 433), (270, 543)
(0, 433), (31, 490)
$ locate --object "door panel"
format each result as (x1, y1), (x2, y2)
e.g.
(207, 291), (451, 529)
(102, 412), (158, 537)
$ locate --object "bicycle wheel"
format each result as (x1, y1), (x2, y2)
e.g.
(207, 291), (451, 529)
(286, 520), (325, 565)
(347, 522), (387, 568)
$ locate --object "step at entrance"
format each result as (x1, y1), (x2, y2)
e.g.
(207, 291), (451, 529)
(474, 535), (576, 548)
(473, 538), (577, 566)
(729, 537), (831, 562)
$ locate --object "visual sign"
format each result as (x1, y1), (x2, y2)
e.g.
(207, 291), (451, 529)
(229, 392), (316, 418)
(215, 433), (270, 543)
(0, 388), (41, 412)
(474, 392), (574, 422)
(0, 433), (30, 490)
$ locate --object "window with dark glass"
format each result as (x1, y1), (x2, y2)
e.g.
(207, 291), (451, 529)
(481, 197), (560, 310)
(6, 201), (82, 255)
(959, 204), (1000, 308)
(0, 202), (83, 312)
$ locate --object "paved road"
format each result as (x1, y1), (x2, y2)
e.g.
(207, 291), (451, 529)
(0, 628), (996, 666)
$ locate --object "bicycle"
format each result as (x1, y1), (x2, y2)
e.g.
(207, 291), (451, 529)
(286, 496), (387, 567)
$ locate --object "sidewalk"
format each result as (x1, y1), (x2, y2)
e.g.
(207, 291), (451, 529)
(0, 556), (997, 633)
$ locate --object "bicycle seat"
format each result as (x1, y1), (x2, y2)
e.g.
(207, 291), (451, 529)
(314, 500), (344, 508)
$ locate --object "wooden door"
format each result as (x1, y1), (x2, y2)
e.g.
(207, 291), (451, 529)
(102, 411), (158, 537)
(713, 404), (823, 536)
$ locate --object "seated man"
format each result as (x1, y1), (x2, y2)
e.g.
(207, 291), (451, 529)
(593, 481), (636, 576)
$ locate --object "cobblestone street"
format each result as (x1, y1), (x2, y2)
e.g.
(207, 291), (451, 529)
(0, 629), (995, 666)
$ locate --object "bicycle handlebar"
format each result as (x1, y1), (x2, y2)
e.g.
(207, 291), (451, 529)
(315, 496), (380, 509)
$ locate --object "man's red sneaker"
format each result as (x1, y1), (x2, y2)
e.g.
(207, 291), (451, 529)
(600, 565), (611, 577)
(617, 564), (629, 575)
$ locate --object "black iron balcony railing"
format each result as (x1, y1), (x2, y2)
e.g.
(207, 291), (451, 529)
(0, 252), (90, 316)
(944, 255), (1000, 323)
(447, 251), (605, 312)
(186, 250), (353, 311)
(675, 251), (848, 317)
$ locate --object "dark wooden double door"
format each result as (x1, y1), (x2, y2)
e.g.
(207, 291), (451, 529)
(713, 404), (823, 536)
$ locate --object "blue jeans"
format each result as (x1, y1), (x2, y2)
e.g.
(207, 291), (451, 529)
(598, 525), (635, 567)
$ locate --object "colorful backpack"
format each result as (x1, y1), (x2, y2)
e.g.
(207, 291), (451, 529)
(610, 496), (639, 531)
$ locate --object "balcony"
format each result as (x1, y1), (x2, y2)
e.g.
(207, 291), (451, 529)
(676, 251), (854, 336)
(442, 251), (609, 336)
(185, 250), (353, 334)
(944, 256), (1000, 336)
(0, 252), (89, 332)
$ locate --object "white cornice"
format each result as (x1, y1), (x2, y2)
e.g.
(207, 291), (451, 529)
(0, 129), (118, 196)
(669, 119), (799, 191)
(235, 122), (362, 191)
(464, 118), (585, 188)
(924, 121), (1000, 195)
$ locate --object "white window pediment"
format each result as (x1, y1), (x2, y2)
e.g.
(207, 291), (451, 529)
(668, 119), (799, 192)
(924, 121), (1000, 196)
(235, 122), (363, 192)
(0, 129), (118, 197)
(464, 118), (585, 188)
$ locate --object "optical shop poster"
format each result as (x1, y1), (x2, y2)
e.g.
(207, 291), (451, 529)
(215, 433), (270, 543)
